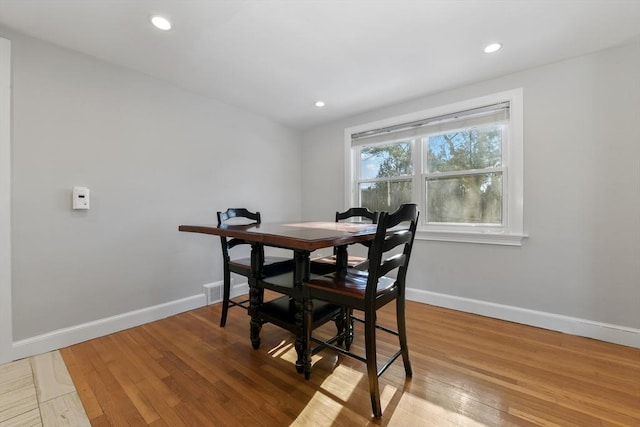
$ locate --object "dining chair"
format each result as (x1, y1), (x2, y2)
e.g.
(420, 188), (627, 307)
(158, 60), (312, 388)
(217, 208), (294, 327)
(303, 203), (419, 418)
(310, 207), (379, 274)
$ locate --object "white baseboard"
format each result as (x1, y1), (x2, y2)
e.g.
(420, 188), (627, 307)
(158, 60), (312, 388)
(11, 293), (207, 361)
(406, 288), (640, 348)
(11, 280), (253, 362)
(10, 283), (637, 363)
(214, 281), (639, 347)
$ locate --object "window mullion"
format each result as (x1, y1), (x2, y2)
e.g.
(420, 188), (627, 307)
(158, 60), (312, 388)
(425, 167), (504, 180)
(357, 176), (412, 184)
(353, 147), (359, 206)
(413, 139), (423, 222)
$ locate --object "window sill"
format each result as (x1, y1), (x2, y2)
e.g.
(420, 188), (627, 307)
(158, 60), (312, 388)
(416, 229), (528, 246)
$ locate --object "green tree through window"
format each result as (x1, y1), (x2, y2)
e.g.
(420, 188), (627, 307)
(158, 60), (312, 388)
(359, 142), (413, 212)
(426, 126), (503, 224)
(356, 125), (504, 222)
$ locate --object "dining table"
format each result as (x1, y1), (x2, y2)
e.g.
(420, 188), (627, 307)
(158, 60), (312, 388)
(178, 221), (379, 375)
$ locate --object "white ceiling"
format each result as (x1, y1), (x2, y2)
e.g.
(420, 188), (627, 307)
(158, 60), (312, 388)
(1, 0), (639, 130)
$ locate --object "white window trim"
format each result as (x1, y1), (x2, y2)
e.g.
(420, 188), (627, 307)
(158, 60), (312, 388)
(344, 88), (527, 246)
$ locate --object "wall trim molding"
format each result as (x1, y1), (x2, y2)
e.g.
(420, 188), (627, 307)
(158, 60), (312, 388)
(10, 280), (252, 362)
(12, 293), (207, 361)
(10, 282), (638, 362)
(406, 288), (640, 349)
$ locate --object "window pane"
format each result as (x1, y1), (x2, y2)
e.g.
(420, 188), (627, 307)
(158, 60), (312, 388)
(359, 180), (412, 212)
(427, 173), (502, 224)
(426, 125), (502, 173)
(360, 141), (412, 179)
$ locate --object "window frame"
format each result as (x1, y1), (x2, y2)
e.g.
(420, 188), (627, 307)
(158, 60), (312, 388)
(344, 88), (526, 246)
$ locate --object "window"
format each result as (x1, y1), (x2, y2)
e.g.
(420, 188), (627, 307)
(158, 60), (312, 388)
(346, 89), (525, 245)
(358, 141), (413, 212)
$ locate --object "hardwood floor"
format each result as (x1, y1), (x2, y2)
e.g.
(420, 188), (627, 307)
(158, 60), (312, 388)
(60, 295), (640, 426)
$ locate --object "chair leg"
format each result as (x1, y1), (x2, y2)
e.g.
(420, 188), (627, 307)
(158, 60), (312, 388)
(396, 297), (412, 377)
(220, 269), (231, 327)
(303, 298), (313, 379)
(249, 285), (263, 350)
(345, 307), (354, 351)
(364, 311), (382, 419)
(335, 308), (345, 347)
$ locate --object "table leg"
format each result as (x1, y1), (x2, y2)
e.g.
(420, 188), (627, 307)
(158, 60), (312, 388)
(249, 243), (264, 350)
(334, 244), (348, 348)
(302, 297), (312, 379)
(294, 249), (310, 375)
(335, 244), (348, 276)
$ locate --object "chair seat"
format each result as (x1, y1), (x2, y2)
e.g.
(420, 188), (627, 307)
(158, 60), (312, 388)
(228, 256), (294, 276)
(306, 268), (396, 299)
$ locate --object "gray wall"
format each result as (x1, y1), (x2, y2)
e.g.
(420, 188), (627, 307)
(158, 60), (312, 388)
(6, 28), (302, 340)
(5, 26), (638, 345)
(302, 41), (640, 330)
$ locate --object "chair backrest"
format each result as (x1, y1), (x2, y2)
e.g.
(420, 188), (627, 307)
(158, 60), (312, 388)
(335, 207), (379, 224)
(334, 207), (379, 256)
(217, 208), (261, 225)
(216, 208), (261, 258)
(365, 204), (419, 300)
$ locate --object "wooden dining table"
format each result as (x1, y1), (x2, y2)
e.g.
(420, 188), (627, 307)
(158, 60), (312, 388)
(178, 221), (378, 374)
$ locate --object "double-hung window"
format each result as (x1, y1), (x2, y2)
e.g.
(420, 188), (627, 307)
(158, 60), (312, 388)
(346, 89), (525, 245)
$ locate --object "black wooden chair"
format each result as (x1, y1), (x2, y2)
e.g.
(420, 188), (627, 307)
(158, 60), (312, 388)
(217, 208), (294, 327)
(310, 207), (379, 274)
(303, 204), (419, 418)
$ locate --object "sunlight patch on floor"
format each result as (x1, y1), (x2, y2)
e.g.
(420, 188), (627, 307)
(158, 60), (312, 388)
(267, 340), (334, 369)
(386, 391), (489, 426)
(291, 390), (353, 426)
(380, 382), (398, 407)
(267, 340), (293, 358)
(319, 365), (363, 401)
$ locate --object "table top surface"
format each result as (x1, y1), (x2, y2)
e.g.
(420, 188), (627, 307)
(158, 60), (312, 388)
(178, 221), (378, 251)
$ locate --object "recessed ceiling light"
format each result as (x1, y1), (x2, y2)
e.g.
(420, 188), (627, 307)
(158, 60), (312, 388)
(484, 43), (502, 54)
(151, 15), (172, 31)
(315, 101), (325, 108)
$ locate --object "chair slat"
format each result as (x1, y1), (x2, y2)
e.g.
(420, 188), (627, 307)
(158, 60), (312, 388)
(378, 254), (405, 277)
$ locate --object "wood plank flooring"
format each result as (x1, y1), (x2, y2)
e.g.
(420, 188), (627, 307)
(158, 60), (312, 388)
(60, 295), (640, 426)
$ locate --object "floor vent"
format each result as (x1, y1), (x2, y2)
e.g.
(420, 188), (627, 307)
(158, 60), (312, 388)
(204, 283), (223, 305)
